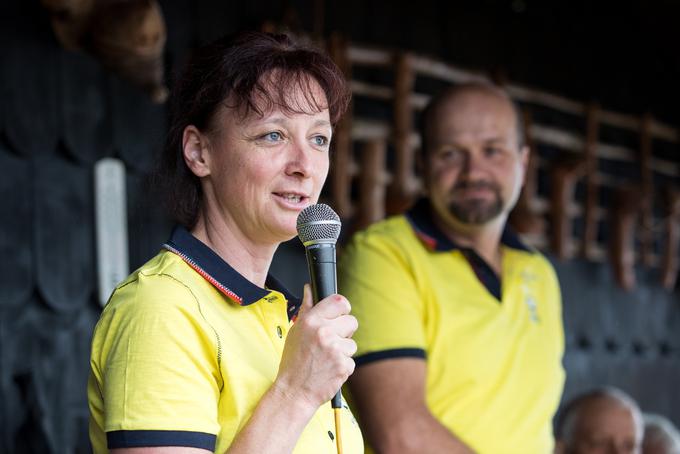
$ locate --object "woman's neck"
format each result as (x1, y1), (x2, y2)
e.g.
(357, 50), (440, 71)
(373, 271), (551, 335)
(190, 213), (278, 288)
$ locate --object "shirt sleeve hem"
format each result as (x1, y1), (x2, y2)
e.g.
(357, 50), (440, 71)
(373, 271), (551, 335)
(107, 430), (217, 450)
(354, 347), (426, 367)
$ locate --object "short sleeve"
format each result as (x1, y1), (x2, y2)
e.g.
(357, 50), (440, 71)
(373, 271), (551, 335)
(90, 272), (222, 449)
(339, 229), (427, 366)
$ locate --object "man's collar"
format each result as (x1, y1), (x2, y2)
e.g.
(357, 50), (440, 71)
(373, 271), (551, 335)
(163, 226), (301, 312)
(405, 198), (532, 253)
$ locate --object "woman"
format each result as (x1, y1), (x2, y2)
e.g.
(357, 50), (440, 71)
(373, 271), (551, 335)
(87, 32), (362, 453)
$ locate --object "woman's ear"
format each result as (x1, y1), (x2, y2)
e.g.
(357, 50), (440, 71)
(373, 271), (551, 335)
(182, 125), (211, 177)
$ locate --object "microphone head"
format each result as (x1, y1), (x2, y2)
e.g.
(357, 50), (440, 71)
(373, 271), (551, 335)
(296, 203), (341, 246)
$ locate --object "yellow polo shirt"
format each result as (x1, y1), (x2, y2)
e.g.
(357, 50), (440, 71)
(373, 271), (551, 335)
(339, 200), (565, 454)
(88, 226), (363, 453)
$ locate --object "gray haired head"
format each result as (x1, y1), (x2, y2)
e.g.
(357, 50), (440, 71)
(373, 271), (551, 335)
(643, 413), (680, 454)
(296, 204), (341, 246)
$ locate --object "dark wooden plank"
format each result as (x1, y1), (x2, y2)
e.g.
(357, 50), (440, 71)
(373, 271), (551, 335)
(110, 77), (166, 174)
(2, 300), (99, 452)
(59, 50), (113, 164)
(34, 156), (93, 312)
(0, 147), (32, 308)
(0, 4), (60, 157)
(126, 171), (173, 270)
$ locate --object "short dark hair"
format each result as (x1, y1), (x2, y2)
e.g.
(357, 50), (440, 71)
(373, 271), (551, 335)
(156, 31), (351, 228)
(417, 82), (525, 158)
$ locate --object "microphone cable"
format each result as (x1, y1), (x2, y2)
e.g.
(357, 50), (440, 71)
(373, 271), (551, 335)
(333, 404), (343, 454)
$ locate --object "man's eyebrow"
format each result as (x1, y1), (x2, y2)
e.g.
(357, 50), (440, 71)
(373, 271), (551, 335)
(482, 137), (507, 144)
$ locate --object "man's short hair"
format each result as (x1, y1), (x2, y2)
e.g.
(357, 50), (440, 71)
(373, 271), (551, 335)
(417, 81), (525, 157)
(555, 387), (644, 444)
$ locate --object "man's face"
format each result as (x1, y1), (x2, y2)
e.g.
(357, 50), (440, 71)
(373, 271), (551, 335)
(423, 89), (528, 231)
(568, 399), (642, 454)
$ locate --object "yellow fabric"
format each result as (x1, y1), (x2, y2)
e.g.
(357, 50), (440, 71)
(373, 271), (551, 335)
(339, 215), (565, 454)
(88, 249), (363, 453)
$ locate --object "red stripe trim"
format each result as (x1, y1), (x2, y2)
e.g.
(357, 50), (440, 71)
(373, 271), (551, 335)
(163, 245), (243, 305)
(414, 230), (438, 250)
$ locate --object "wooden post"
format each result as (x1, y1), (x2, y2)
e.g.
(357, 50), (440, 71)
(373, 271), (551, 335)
(661, 188), (680, 290)
(639, 112), (654, 266)
(509, 107), (544, 234)
(550, 154), (585, 259)
(328, 33), (353, 219)
(356, 139), (387, 231)
(386, 52), (417, 215)
(580, 102), (600, 259)
(610, 185), (643, 290)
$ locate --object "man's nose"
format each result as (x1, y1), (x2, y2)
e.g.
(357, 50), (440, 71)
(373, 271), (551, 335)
(460, 149), (486, 177)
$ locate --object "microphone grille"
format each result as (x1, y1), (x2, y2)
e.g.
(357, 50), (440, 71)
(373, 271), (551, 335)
(296, 203), (341, 245)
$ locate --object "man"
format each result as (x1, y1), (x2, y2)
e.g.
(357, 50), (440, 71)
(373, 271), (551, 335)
(642, 413), (680, 454)
(339, 82), (565, 453)
(555, 387), (643, 454)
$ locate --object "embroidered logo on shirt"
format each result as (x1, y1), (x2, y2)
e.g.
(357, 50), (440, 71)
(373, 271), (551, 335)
(520, 270), (540, 323)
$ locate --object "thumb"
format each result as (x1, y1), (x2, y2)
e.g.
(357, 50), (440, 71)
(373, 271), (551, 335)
(300, 283), (314, 314)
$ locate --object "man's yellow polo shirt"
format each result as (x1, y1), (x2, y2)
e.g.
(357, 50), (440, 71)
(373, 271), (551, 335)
(339, 200), (565, 454)
(88, 226), (363, 453)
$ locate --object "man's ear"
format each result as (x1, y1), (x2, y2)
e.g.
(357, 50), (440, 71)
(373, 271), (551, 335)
(182, 125), (211, 177)
(553, 439), (566, 454)
(519, 144), (530, 184)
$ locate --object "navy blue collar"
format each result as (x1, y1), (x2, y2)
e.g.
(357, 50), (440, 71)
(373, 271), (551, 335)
(405, 198), (532, 253)
(163, 226), (301, 317)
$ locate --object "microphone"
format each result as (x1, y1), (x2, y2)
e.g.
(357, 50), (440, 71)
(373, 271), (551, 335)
(296, 203), (343, 409)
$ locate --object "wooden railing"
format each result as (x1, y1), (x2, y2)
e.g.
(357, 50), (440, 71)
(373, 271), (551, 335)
(326, 36), (680, 290)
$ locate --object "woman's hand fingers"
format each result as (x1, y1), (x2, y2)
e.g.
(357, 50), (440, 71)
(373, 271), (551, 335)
(309, 294), (351, 319)
(275, 291), (358, 407)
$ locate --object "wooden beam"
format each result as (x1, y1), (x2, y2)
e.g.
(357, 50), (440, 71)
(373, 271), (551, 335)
(580, 103), (600, 259)
(639, 112), (654, 266)
(550, 153), (586, 259)
(356, 139), (388, 231)
(610, 185), (643, 290)
(509, 108), (545, 235)
(387, 52), (417, 215)
(661, 188), (680, 290)
(328, 33), (353, 219)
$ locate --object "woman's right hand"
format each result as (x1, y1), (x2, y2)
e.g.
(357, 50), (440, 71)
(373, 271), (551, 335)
(273, 284), (358, 412)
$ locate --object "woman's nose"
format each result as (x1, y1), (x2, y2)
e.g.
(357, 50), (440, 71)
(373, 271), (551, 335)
(285, 140), (313, 177)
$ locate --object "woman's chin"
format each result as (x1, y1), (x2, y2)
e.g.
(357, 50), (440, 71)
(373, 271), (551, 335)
(268, 221), (299, 244)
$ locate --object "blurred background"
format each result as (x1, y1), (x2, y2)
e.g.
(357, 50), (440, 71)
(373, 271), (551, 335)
(1, 0), (679, 452)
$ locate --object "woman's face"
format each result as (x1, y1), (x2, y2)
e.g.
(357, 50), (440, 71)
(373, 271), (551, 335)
(197, 78), (332, 244)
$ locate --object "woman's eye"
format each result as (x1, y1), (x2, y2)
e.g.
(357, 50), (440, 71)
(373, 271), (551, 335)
(312, 135), (329, 147)
(263, 131), (282, 142)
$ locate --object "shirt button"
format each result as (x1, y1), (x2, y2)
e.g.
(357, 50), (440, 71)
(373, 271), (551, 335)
(328, 430), (335, 441)
(276, 326), (283, 338)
